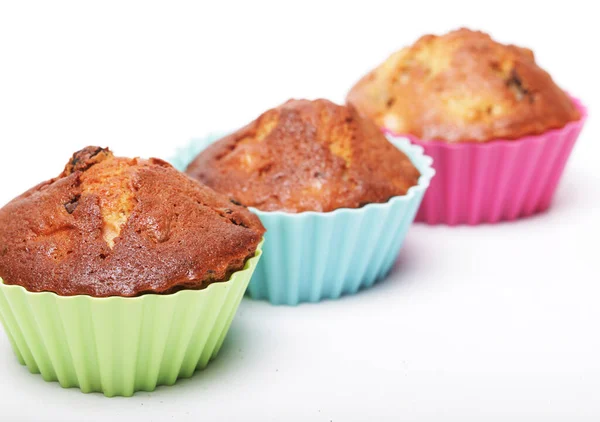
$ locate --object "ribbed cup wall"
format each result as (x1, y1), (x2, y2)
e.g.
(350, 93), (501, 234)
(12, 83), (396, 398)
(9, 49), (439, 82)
(0, 247), (262, 396)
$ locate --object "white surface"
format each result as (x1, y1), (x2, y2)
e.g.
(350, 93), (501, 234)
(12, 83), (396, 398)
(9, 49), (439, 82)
(0, 1), (599, 421)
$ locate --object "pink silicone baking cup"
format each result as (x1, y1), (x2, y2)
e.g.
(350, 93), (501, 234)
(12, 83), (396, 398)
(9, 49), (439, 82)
(385, 97), (587, 225)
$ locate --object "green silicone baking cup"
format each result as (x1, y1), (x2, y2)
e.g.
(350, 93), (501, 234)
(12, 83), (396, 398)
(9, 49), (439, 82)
(0, 243), (262, 397)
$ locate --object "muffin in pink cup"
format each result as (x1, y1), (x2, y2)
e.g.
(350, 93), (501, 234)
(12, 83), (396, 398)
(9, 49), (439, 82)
(347, 28), (587, 225)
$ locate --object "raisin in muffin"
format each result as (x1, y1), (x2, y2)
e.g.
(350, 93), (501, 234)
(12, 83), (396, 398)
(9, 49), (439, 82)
(347, 28), (580, 142)
(0, 146), (265, 297)
(186, 99), (420, 213)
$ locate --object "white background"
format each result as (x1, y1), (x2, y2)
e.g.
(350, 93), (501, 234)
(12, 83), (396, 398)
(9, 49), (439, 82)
(0, 1), (599, 421)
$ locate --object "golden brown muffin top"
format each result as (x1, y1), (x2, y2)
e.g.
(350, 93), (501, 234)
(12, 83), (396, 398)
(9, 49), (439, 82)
(0, 146), (265, 297)
(347, 28), (580, 142)
(186, 99), (420, 213)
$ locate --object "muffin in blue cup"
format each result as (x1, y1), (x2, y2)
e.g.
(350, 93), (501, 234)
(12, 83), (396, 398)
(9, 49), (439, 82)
(173, 99), (434, 305)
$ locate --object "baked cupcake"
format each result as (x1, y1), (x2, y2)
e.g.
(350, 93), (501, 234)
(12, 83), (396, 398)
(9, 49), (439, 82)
(177, 99), (434, 305)
(188, 99), (421, 212)
(347, 28), (586, 224)
(0, 146), (264, 396)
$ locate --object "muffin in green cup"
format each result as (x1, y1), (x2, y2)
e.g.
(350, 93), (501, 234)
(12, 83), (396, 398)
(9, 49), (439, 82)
(0, 146), (265, 396)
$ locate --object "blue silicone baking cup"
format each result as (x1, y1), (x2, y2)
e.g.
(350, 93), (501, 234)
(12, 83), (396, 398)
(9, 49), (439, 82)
(172, 134), (435, 305)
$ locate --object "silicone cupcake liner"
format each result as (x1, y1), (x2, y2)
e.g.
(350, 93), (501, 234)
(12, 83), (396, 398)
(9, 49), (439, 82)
(0, 244), (262, 397)
(385, 97), (587, 225)
(172, 136), (434, 305)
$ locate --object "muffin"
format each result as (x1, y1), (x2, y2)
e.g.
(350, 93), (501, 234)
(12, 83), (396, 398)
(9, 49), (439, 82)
(347, 28), (580, 142)
(347, 29), (586, 224)
(187, 99), (420, 213)
(0, 146), (264, 396)
(179, 99), (434, 304)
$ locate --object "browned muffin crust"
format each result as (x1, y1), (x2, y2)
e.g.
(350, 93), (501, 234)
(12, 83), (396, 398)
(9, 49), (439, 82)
(347, 28), (581, 143)
(186, 99), (421, 213)
(0, 146), (265, 297)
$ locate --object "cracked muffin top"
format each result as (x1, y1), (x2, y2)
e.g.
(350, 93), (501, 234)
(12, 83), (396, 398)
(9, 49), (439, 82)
(0, 146), (265, 297)
(186, 99), (421, 213)
(347, 28), (580, 143)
